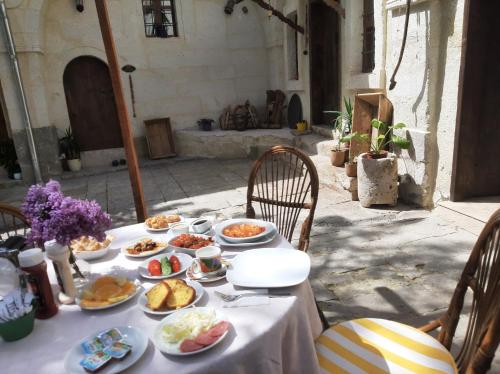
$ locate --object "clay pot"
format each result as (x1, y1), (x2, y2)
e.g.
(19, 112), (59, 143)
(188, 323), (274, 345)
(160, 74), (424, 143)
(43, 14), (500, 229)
(357, 152), (398, 208)
(330, 150), (346, 167)
(345, 162), (357, 177)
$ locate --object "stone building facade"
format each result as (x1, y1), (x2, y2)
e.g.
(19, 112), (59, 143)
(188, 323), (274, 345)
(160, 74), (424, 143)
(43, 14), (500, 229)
(0, 0), (497, 208)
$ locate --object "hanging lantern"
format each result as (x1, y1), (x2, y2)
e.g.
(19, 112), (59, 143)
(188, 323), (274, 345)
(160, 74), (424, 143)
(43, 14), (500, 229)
(76, 0), (84, 12)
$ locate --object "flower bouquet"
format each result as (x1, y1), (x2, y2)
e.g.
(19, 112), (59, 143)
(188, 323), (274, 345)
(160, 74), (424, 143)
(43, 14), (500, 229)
(22, 180), (112, 277)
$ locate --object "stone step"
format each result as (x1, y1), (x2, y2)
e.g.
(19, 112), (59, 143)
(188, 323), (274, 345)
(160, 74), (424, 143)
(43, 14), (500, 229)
(294, 133), (336, 159)
(311, 124), (334, 139)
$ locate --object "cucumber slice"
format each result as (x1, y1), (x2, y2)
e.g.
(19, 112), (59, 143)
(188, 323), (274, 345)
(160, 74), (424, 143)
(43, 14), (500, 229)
(161, 257), (172, 276)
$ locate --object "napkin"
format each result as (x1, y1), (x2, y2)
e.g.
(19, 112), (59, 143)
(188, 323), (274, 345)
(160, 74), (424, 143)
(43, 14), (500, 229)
(221, 289), (270, 308)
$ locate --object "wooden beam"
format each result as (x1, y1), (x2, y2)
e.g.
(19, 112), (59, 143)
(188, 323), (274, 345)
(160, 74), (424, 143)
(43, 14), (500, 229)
(95, 0), (147, 222)
(250, 0), (304, 34)
(322, 0), (346, 18)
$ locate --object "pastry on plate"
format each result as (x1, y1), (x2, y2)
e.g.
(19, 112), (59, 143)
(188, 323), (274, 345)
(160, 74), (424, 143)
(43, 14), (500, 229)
(163, 279), (196, 310)
(146, 282), (171, 311)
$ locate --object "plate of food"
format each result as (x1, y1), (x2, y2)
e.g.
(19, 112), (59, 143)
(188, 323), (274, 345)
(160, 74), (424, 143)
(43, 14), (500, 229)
(138, 253), (192, 280)
(214, 219), (276, 244)
(121, 237), (167, 258)
(64, 326), (148, 374)
(168, 234), (217, 256)
(138, 279), (204, 315)
(153, 307), (231, 355)
(215, 229), (278, 248)
(76, 275), (140, 310)
(144, 214), (183, 232)
(71, 235), (114, 261)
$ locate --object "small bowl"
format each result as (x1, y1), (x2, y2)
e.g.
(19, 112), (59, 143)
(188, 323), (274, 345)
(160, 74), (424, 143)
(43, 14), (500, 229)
(170, 222), (190, 236)
(0, 308), (35, 342)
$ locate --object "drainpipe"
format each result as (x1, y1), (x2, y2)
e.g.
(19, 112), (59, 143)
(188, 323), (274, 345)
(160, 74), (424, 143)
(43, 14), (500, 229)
(0, 0), (43, 183)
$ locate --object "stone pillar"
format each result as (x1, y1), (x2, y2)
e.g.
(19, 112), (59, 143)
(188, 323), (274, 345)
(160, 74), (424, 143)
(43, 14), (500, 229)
(357, 152), (398, 207)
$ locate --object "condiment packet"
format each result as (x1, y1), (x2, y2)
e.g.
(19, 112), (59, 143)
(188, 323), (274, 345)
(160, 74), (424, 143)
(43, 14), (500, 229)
(81, 337), (105, 355)
(0, 289), (34, 322)
(79, 351), (112, 372)
(97, 328), (124, 346)
(103, 341), (132, 360)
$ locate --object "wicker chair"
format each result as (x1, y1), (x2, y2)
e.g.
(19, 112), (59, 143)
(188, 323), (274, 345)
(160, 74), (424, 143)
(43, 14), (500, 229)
(246, 145), (319, 252)
(316, 209), (500, 373)
(0, 203), (29, 242)
(418, 208), (500, 373)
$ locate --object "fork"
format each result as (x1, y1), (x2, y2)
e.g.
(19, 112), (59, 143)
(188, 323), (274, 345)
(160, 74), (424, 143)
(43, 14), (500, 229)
(214, 291), (291, 302)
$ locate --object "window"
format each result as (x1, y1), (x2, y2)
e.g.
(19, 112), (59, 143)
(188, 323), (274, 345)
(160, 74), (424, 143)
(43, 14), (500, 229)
(286, 11), (299, 80)
(142, 0), (178, 38)
(362, 0), (375, 73)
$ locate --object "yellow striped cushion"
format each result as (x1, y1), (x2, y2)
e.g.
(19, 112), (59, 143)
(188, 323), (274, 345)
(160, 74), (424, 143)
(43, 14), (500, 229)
(316, 318), (458, 374)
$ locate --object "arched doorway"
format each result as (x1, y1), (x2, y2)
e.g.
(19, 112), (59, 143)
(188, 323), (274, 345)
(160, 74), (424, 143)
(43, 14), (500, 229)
(63, 56), (123, 151)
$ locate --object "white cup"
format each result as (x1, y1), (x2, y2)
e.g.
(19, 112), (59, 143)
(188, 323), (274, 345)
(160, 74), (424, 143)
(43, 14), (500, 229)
(195, 246), (222, 273)
(191, 218), (212, 234)
(170, 222), (189, 236)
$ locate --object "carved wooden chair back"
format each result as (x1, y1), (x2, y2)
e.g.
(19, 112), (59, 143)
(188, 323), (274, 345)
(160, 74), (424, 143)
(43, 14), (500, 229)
(0, 203), (29, 242)
(246, 146), (319, 251)
(421, 209), (500, 373)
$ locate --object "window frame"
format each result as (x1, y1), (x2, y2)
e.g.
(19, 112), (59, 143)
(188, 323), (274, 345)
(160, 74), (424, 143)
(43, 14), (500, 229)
(362, 0), (375, 73)
(141, 0), (179, 39)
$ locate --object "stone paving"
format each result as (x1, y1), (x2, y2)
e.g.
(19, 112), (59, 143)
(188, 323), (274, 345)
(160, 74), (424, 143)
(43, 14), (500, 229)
(1, 157), (498, 369)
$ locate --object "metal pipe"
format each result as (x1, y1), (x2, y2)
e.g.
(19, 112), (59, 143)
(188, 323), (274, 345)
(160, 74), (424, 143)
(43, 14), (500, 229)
(0, 0), (43, 183)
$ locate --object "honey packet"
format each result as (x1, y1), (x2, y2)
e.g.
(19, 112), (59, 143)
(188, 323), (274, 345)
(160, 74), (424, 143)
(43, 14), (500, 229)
(79, 351), (111, 372)
(103, 341), (132, 360)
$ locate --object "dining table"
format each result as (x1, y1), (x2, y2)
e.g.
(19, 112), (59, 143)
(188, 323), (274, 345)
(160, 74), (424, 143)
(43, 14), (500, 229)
(0, 220), (323, 374)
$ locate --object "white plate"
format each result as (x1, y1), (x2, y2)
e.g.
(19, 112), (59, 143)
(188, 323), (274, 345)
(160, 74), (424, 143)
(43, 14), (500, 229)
(76, 280), (141, 311)
(121, 237), (168, 258)
(214, 219), (276, 244)
(186, 260), (227, 283)
(226, 247), (310, 288)
(137, 280), (204, 315)
(64, 326), (148, 374)
(144, 215), (184, 232)
(167, 234), (218, 257)
(74, 245), (110, 261)
(153, 307), (228, 355)
(215, 228), (277, 248)
(138, 253), (193, 280)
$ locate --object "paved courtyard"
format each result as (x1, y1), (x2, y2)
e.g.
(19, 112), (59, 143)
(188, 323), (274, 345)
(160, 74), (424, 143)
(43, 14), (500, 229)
(1, 157), (497, 368)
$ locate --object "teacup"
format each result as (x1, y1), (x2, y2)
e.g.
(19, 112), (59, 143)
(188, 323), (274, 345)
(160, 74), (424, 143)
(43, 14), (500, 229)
(170, 222), (189, 236)
(191, 218), (212, 234)
(195, 246), (221, 273)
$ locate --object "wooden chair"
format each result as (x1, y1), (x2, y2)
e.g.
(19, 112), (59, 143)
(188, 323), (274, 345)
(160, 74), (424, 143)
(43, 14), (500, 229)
(0, 203), (29, 242)
(246, 145), (319, 252)
(316, 209), (500, 373)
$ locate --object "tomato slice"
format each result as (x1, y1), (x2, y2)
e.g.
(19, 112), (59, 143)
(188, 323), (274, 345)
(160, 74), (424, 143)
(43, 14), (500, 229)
(169, 255), (181, 273)
(147, 259), (162, 276)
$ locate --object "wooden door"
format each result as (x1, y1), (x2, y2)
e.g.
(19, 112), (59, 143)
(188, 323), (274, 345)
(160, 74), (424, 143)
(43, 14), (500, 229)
(451, 1), (500, 200)
(63, 56), (123, 151)
(0, 102), (9, 141)
(309, 0), (340, 125)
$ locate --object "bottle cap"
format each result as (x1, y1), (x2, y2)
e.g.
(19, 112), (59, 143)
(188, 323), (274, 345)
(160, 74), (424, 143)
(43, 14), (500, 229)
(44, 240), (68, 257)
(18, 248), (44, 268)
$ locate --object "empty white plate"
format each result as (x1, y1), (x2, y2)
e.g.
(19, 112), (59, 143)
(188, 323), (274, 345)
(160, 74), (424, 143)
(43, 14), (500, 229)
(226, 247), (310, 288)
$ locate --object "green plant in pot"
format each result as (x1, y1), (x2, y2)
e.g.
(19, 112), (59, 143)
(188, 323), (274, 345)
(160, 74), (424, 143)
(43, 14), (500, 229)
(325, 97), (352, 167)
(342, 119), (411, 207)
(59, 128), (81, 172)
(0, 139), (21, 179)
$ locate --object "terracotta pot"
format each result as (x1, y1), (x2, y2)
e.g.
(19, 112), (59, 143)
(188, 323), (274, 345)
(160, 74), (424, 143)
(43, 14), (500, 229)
(330, 150), (346, 167)
(67, 159), (81, 172)
(345, 162), (357, 177)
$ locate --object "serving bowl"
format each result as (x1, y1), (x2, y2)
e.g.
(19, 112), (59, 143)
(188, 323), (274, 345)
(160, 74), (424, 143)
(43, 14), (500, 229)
(214, 219), (276, 244)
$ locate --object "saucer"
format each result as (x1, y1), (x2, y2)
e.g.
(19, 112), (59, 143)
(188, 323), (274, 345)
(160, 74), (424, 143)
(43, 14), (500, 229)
(186, 259), (227, 283)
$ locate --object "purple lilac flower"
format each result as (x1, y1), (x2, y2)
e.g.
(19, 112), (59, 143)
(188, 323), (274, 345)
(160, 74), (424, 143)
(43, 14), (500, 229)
(22, 180), (112, 246)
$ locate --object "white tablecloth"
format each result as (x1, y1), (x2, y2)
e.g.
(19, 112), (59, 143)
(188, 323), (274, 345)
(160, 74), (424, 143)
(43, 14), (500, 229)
(1, 223), (322, 374)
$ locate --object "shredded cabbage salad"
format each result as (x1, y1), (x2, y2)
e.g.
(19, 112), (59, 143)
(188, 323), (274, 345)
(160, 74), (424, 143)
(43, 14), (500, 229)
(162, 308), (217, 344)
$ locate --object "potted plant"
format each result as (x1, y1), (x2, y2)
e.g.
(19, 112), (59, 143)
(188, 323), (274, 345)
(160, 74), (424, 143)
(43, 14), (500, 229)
(344, 156), (357, 178)
(342, 119), (411, 207)
(325, 97), (352, 166)
(0, 139), (21, 179)
(59, 128), (81, 172)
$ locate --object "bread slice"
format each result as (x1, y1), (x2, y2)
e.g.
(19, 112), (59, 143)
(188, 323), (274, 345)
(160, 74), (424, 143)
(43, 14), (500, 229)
(146, 282), (171, 310)
(162, 279), (196, 309)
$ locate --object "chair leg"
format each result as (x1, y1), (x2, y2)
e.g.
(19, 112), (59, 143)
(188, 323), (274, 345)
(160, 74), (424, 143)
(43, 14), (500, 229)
(316, 300), (329, 331)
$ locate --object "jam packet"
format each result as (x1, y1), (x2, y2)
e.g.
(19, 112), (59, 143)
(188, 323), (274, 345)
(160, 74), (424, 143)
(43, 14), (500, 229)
(79, 351), (112, 372)
(81, 337), (105, 355)
(103, 341), (132, 360)
(97, 328), (124, 346)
